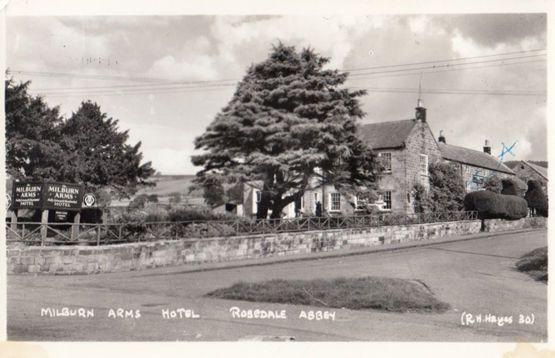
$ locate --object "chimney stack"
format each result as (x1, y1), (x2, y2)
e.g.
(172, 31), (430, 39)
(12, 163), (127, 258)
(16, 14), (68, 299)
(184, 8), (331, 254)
(438, 130), (446, 144)
(415, 99), (426, 122)
(483, 139), (491, 155)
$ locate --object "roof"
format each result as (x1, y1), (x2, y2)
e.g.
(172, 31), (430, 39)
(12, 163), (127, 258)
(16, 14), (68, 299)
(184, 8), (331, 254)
(523, 161), (548, 180)
(439, 143), (514, 174)
(357, 119), (417, 150)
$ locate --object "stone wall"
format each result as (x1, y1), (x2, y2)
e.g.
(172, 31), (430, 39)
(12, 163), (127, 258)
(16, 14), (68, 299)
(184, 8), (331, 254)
(7, 217), (544, 275)
(8, 220), (482, 275)
(484, 217), (547, 232)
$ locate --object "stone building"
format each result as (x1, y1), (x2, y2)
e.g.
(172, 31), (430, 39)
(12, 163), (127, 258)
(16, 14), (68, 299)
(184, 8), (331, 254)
(223, 100), (520, 218)
(510, 160), (548, 191)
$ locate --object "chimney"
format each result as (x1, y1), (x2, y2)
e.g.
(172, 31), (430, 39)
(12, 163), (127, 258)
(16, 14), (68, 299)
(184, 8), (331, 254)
(438, 130), (446, 144)
(483, 139), (491, 155)
(415, 99), (426, 122)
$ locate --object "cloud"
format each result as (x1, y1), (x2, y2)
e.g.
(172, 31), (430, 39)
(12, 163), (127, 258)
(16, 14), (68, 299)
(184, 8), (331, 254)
(8, 17), (110, 72)
(209, 15), (387, 70)
(146, 54), (219, 80)
(433, 14), (546, 48)
(7, 14), (547, 174)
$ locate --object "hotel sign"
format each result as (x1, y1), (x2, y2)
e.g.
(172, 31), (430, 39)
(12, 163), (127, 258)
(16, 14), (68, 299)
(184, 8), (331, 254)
(43, 183), (84, 211)
(12, 182), (43, 209)
(11, 182), (84, 211)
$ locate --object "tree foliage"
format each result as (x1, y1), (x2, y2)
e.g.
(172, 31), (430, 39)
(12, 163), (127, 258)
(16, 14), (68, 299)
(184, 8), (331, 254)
(483, 175), (502, 193)
(501, 178), (520, 196)
(5, 78), (64, 180)
(192, 43), (381, 219)
(5, 78), (155, 198)
(525, 180), (548, 217)
(413, 162), (466, 213)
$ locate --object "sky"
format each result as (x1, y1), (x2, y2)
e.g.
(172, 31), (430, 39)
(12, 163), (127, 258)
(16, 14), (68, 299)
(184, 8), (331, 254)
(6, 14), (547, 174)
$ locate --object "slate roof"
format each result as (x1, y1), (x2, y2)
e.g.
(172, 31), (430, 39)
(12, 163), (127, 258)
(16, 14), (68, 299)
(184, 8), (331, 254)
(357, 119), (417, 150)
(358, 118), (515, 175)
(438, 142), (514, 174)
(523, 161), (548, 180)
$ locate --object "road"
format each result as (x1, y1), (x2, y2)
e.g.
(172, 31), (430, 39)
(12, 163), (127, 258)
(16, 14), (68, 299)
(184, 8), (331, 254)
(7, 229), (547, 341)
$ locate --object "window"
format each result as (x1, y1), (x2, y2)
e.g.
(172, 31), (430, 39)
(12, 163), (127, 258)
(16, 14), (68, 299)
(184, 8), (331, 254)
(383, 191), (392, 210)
(419, 154), (428, 175)
(380, 152), (392, 172)
(330, 192), (341, 211)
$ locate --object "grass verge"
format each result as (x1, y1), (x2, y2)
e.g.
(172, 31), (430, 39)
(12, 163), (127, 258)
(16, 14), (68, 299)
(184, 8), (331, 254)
(206, 276), (450, 313)
(516, 247), (547, 282)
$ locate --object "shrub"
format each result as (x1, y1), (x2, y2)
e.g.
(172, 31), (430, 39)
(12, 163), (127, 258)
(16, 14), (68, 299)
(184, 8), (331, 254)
(128, 194), (149, 211)
(483, 175), (502, 193)
(167, 207), (230, 222)
(412, 183), (429, 214)
(525, 180), (548, 217)
(464, 190), (528, 220)
(501, 178), (520, 196)
(426, 162), (466, 212)
(515, 247), (547, 282)
(504, 195), (529, 219)
(143, 204), (169, 222)
(169, 192), (182, 205)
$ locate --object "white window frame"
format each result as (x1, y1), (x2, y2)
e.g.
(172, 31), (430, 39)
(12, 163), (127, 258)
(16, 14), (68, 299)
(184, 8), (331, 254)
(380, 152), (392, 172)
(253, 189), (261, 214)
(329, 192), (341, 212)
(383, 191), (392, 210)
(419, 154), (428, 176)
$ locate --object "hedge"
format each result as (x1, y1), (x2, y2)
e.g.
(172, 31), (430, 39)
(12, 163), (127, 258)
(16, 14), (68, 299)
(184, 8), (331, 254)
(464, 190), (528, 220)
(525, 180), (548, 217)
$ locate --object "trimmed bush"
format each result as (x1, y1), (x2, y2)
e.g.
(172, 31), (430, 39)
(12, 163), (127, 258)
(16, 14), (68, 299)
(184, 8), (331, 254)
(501, 178), (520, 196)
(464, 190), (528, 220)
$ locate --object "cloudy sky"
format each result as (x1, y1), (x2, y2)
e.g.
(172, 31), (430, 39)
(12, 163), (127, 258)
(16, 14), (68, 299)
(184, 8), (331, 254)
(6, 14), (547, 174)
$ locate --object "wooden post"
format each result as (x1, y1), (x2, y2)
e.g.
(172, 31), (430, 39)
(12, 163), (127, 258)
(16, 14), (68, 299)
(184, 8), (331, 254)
(71, 212), (81, 241)
(10, 210), (18, 238)
(40, 209), (49, 246)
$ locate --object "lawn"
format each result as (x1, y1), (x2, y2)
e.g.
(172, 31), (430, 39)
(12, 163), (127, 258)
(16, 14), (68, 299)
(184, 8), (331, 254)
(206, 277), (450, 313)
(516, 247), (547, 282)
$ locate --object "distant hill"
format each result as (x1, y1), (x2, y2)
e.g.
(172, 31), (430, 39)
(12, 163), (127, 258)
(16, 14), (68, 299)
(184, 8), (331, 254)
(136, 175), (203, 198)
(504, 160), (548, 169)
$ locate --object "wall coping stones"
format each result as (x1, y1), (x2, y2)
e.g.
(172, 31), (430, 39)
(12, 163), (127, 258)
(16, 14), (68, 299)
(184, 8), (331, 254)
(7, 218), (544, 275)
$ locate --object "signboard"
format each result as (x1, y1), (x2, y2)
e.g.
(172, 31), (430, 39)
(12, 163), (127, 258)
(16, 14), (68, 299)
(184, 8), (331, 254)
(43, 183), (84, 211)
(54, 211), (69, 221)
(12, 182), (43, 209)
(82, 193), (96, 207)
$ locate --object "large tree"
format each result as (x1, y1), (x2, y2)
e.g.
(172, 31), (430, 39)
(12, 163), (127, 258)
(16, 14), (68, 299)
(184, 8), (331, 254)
(5, 78), (65, 180)
(192, 43), (381, 219)
(5, 78), (155, 198)
(59, 101), (154, 197)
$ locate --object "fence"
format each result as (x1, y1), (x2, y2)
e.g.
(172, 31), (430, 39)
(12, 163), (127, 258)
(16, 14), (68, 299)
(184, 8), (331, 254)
(6, 210), (479, 246)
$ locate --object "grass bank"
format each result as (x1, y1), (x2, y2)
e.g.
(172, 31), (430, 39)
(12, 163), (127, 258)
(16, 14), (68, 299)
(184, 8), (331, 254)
(206, 276), (450, 313)
(516, 247), (547, 282)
